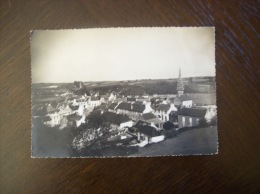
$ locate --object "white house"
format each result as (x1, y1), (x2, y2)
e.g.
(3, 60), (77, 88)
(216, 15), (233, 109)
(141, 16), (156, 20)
(154, 103), (177, 122)
(73, 96), (89, 107)
(42, 112), (61, 127)
(177, 107), (216, 128)
(108, 93), (117, 101)
(58, 105), (78, 117)
(88, 96), (101, 107)
(173, 95), (193, 108)
(140, 112), (164, 129)
(130, 120), (165, 147)
(115, 102), (154, 121)
(102, 111), (133, 129)
(108, 102), (120, 113)
(67, 114), (86, 127)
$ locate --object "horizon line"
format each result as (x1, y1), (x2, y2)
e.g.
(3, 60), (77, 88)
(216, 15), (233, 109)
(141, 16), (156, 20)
(32, 76), (215, 84)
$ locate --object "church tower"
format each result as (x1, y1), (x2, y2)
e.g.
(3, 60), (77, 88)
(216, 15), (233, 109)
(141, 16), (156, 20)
(176, 67), (184, 96)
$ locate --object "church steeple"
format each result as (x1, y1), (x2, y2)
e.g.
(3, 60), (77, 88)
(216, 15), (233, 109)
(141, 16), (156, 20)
(176, 67), (184, 96)
(179, 66), (182, 79)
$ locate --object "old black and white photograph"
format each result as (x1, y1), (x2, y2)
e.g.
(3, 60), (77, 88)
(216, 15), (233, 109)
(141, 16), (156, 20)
(31, 27), (217, 158)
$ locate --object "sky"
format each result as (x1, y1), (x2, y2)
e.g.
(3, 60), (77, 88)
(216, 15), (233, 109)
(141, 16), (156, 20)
(31, 27), (215, 83)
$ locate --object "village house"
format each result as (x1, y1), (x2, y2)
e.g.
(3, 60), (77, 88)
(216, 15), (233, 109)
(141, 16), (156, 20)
(129, 120), (165, 147)
(58, 105), (79, 117)
(43, 104), (80, 127)
(99, 94), (109, 103)
(42, 112), (61, 127)
(108, 93), (117, 102)
(127, 97), (136, 102)
(67, 113), (85, 128)
(108, 102), (120, 113)
(56, 102), (67, 110)
(136, 97), (150, 103)
(173, 95), (193, 108)
(177, 107), (216, 128)
(102, 111), (133, 129)
(140, 112), (164, 129)
(42, 116), (52, 126)
(154, 103), (177, 122)
(73, 96), (89, 107)
(115, 101), (153, 121)
(115, 95), (126, 103)
(88, 96), (101, 107)
(59, 116), (68, 130)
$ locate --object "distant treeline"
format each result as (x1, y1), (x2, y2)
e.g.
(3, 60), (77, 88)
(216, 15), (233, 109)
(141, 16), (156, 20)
(89, 81), (178, 95)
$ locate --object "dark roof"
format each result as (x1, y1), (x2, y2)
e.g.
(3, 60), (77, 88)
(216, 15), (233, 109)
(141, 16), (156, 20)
(156, 104), (170, 111)
(178, 95), (192, 101)
(141, 113), (156, 120)
(132, 103), (145, 113)
(108, 103), (118, 110)
(127, 97), (136, 102)
(133, 121), (157, 137)
(42, 116), (51, 122)
(178, 107), (207, 118)
(102, 112), (131, 125)
(91, 96), (100, 101)
(57, 102), (67, 106)
(93, 104), (107, 112)
(69, 105), (79, 111)
(67, 113), (82, 121)
(116, 102), (131, 111)
(116, 102), (145, 113)
(134, 101), (143, 104)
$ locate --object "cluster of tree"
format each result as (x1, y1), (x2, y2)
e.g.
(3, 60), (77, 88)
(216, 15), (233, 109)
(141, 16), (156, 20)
(120, 85), (145, 96)
(91, 85), (125, 95)
(144, 81), (177, 95)
(198, 116), (217, 127)
(71, 111), (112, 152)
(89, 81), (179, 96)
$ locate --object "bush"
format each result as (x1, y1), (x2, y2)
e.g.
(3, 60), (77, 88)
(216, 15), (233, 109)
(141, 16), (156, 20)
(210, 116), (217, 126)
(198, 118), (209, 127)
(163, 121), (175, 130)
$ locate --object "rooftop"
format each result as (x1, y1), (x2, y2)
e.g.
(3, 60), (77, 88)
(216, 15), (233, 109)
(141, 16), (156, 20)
(133, 121), (158, 137)
(141, 113), (156, 120)
(108, 103), (118, 110)
(67, 113), (82, 121)
(178, 107), (207, 118)
(156, 104), (170, 112)
(116, 102), (131, 111)
(102, 111), (131, 125)
(178, 95), (192, 101)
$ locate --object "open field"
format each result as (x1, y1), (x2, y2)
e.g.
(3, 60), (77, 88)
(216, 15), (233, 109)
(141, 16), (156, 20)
(131, 126), (218, 157)
(33, 96), (64, 103)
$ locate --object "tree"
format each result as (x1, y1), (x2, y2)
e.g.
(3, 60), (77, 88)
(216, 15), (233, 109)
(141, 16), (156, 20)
(198, 118), (209, 127)
(86, 111), (104, 129)
(210, 116), (217, 126)
(163, 121), (175, 130)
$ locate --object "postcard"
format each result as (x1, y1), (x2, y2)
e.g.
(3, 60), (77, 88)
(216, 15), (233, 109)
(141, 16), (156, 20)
(31, 27), (217, 158)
